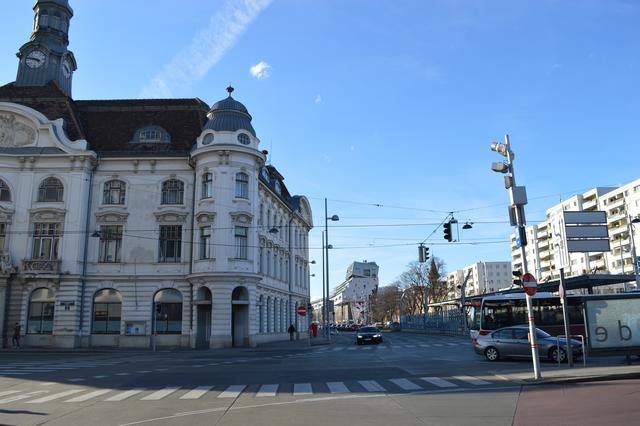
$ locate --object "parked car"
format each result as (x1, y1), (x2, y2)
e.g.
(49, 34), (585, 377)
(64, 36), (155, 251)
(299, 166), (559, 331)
(474, 325), (582, 362)
(356, 326), (383, 345)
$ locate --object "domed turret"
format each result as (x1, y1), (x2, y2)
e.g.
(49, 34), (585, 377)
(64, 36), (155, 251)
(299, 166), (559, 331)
(204, 86), (256, 137)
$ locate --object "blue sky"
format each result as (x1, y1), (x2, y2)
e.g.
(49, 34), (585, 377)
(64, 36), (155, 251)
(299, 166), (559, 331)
(2, 0), (639, 300)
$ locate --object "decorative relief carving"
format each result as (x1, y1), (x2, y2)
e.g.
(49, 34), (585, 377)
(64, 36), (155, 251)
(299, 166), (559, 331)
(0, 113), (36, 147)
(0, 206), (14, 223)
(230, 211), (253, 224)
(22, 259), (60, 273)
(0, 250), (16, 274)
(196, 212), (215, 224)
(154, 210), (188, 223)
(95, 209), (129, 223)
(29, 208), (66, 222)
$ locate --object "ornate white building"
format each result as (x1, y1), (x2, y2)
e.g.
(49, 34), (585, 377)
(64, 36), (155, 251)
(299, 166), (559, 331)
(0, 0), (312, 349)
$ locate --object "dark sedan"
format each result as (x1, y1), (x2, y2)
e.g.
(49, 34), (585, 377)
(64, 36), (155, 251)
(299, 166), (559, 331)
(356, 326), (383, 345)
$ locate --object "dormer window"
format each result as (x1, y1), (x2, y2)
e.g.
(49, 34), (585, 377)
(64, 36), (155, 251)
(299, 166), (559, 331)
(237, 133), (250, 145)
(131, 126), (171, 144)
(261, 167), (270, 181)
(274, 181), (282, 195)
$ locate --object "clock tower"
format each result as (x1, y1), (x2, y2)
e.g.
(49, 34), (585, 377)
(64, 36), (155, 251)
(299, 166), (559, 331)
(15, 0), (77, 97)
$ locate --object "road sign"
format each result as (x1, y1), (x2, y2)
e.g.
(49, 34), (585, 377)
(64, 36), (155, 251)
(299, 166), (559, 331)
(522, 272), (537, 296)
(297, 305), (307, 316)
(514, 225), (522, 248)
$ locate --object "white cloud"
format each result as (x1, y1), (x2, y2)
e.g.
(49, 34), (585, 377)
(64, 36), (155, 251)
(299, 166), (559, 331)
(314, 95), (322, 104)
(140, 0), (274, 98)
(250, 61), (272, 79)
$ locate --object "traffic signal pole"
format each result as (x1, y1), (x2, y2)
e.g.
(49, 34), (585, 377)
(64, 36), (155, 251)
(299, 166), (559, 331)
(494, 135), (541, 380)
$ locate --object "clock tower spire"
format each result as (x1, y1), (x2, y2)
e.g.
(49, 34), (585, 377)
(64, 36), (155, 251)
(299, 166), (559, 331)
(15, 0), (77, 97)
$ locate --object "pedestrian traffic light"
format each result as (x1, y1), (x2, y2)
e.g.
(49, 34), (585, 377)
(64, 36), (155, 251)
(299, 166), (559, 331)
(443, 221), (452, 242)
(418, 245), (430, 263)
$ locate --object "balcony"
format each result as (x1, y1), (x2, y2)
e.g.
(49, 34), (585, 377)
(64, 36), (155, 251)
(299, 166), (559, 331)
(21, 259), (61, 274)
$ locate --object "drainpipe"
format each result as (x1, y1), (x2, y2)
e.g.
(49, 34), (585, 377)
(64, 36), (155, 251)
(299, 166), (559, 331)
(78, 157), (97, 345)
(288, 212), (295, 336)
(188, 160), (197, 334)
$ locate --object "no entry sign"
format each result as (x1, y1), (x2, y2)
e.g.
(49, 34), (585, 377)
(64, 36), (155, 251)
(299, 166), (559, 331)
(522, 272), (537, 296)
(297, 305), (307, 316)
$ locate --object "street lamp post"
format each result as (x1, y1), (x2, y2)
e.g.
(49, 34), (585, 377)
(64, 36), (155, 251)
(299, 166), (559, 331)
(324, 198), (339, 339)
(629, 215), (640, 290)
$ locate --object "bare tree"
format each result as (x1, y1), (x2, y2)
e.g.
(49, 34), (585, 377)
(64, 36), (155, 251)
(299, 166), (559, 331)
(393, 257), (452, 314)
(368, 284), (400, 322)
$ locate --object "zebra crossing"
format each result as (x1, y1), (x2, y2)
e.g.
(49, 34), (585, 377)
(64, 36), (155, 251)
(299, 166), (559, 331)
(0, 374), (511, 406)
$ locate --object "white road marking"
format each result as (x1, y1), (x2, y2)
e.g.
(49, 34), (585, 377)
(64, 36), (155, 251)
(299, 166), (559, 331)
(347, 347), (357, 351)
(419, 344), (430, 347)
(116, 373), (131, 376)
(67, 378), (85, 382)
(404, 345), (416, 348)
(0, 390), (21, 397)
(137, 370), (152, 374)
(218, 385), (246, 398)
(447, 343), (459, 346)
(141, 387), (181, 401)
(0, 391), (48, 404)
(420, 377), (457, 388)
(40, 382), (56, 386)
(327, 382), (349, 393)
(105, 389), (145, 402)
(93, 375), (108, 379)
(155, 368), (168, 371)
(65, 389), (113, 402)
(390, 378), (422, 391)
(293, 383), (312, 395)
(358, 380), (386, 392)
(27, 389), (84, 403)
(453, 375), (491, 385)
(179, 386), (214, 400)
(256, 384), (278, 397)
(433, 343), (444, 347)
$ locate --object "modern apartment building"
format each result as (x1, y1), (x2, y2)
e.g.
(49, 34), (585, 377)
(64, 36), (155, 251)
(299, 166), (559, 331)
(511, 178), (640, 293)
(447, 261), (513, 298)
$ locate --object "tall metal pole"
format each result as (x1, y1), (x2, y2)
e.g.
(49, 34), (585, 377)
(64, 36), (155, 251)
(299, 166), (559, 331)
(559, 268), (573, 367)
(321, 231), (326, 333)
(629, 215), (640, 289)
(504, 134), (541, 380)
(324, 198), (331, 340)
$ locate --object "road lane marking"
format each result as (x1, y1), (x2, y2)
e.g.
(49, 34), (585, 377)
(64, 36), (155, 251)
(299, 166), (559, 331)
(137, 370), (152, 373)
(27, 389), (84, 403)
(420, 377), (457, 388)
(65, 389), (113, 402)
(105, 389), (145, 401)
(93, 375), (108, 379)
(180, 386), (214, 400)
(404, 345), (416, 348)
(67, 378), (85, 382)
(218, 385), (246, 398)
(433, 343), (444, 347)
(116, 373), (131, 376)
(390, 378), (422, 391)
(0, 390), (21, 397)
(0, 391), (49, 404)
(327, 382), (350, 393)
(141, 387), (181, 401)
(293, 383), (312, 396)
(358, 380), (386, 392)
(256, 384), (278, 397)
(419, 344), (430, 347)
(453, 375), (491, 385)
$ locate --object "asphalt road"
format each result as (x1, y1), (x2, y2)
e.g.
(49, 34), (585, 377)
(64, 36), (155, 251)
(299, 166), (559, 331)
(0, 332), (637, 426)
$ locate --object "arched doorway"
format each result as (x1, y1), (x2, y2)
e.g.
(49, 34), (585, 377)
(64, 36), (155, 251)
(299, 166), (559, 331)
(195, 287), (212, 348)
(231, 286), (249, 347)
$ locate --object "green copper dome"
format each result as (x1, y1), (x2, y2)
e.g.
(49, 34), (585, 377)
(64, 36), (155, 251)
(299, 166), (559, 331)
(204, 86), (256, 137)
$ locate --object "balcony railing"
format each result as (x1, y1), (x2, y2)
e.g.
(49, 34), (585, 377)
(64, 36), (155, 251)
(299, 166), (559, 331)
(22, 259), (61, 274)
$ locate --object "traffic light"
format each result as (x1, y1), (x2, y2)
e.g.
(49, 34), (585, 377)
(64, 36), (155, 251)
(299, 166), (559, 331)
(512, 270), (523, 287)
(418, 245), (430, 263)
(443, 221), (452, 242)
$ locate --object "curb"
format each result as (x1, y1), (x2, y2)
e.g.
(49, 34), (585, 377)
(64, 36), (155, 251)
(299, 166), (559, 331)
(522, 371), (640, 385)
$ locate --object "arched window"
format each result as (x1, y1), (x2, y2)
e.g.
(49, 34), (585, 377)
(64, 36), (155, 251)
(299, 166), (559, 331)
(235, 172), (249, 199)
(27, 288), (55, 334)
(38, 177), (63, 202)
(0, 180), (11, 202)
(92, 289), (122, 334)
(161, 179), (184, 205)
(103, 180), (126, 205)
(201, 172), (213, 199)
(154, 289), (182, 334)
(131, 125), (171, 144)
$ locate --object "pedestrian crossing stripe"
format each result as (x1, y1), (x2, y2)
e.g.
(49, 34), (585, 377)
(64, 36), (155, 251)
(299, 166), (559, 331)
(0, 375), (501, 404)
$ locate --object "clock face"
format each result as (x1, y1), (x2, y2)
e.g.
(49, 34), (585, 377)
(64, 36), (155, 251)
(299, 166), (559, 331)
(62, 59), (72, 78)
(25, 50), (46, 68)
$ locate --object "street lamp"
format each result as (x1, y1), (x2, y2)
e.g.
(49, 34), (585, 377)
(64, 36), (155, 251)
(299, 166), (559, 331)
(324, 198), (339, 338)
(628, 215), (640, 290)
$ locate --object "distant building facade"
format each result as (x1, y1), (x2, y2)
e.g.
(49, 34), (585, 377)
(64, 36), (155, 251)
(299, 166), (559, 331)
(447, 261), (512, 298)
(0, 1), (312, 349)
(330, 261), (379, 323)
(510, 178), (640, 293)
